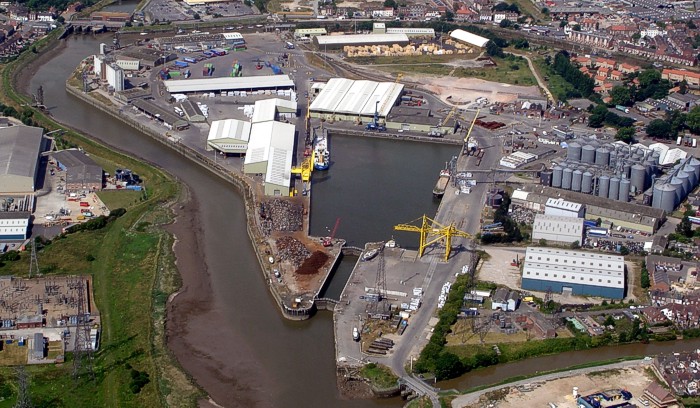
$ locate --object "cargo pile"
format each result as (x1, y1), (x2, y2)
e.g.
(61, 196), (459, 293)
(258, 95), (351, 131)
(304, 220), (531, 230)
(343, 43), (460, 58)
(259, 199), (304, 235)
(475, 119), (506, 130)
(295, 251), (329, 275)
(275, 236), (311, 266)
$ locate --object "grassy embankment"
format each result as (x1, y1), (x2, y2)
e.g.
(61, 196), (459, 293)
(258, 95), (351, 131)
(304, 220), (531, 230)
(359, 363), (399, 389)
(353, 55), (537, 86)
(532, 56), (578, 102)
(0, 29), (202, 407)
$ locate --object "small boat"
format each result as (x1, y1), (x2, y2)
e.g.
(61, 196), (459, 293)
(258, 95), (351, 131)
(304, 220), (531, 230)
(313, 132), (330, 171)
(352, 327), (360, 342)
(385, 239), (397, 248)
(268, 256), (275, 264)
(433, 167), (451, 198)
(362, 248), (379, 261)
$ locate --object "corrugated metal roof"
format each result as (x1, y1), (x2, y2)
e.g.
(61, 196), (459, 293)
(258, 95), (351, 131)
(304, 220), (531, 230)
(335, 80), (378, 114)
(309, 78), (354, 112)
(449, 29), (490, 48)
(241, 121), (294, 187)
(315, 33), (409, 46)
(208, 119), (251, 142)
(362, 82), (404, 117)
(163, 75), (294, 94)
(222, 32), (243, 40)
(0, 126), (43, 179)
(252, 98), (298, 123)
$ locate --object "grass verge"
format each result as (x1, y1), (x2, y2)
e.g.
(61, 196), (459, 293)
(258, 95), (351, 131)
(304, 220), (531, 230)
(0, 32), (202, 407)
(359, 363), (399, 389)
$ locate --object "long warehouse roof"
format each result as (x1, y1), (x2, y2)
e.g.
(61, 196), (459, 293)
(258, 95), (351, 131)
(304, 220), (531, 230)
(208, 119), (251, 142)
(309, 78), (404, 117)
(315, 33), (409, 46)
(163, 75), (295, 94)
(244, 121), (295, 187)
(449, 29), (490, 48)
(0, 125), (43, 179)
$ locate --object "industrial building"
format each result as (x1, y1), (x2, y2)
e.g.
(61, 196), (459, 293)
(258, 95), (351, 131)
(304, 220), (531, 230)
(163, 75), (295, 95)
(531, 214), (584, 245)
(544, 197), (584, 218)
(294, 28), (327, 40)
(511, 187), (665, 233)
(207, 119), (251, 154)
(372, 23), (435, 38)
(180, 100), (206, 122)
(0, 212), (31, 240)
(521, 247), (625, 299)
(384, 106), (451, 134)
(105, 63), (124, 92)
(491, 288), (520, 311)
(207, 98), (297, 155)
(309, 78), (404, 122)
(448, 29), (490, 48)
(116, 49), (177, 69)
(243, 121), (296, 196)
(545, 138), (700, 213)
(131, 99), (189, 130)
(52, 149), (104, 193)
(314, 33), (410, 50)
(0, 126), (45, 194)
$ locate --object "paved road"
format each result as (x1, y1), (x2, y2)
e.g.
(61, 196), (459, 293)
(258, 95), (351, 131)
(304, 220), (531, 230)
(450, 358), (648, 407)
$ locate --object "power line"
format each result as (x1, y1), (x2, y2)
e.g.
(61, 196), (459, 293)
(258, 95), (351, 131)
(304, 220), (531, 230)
(13, 366), (33, 408)
(72, 279), (94, 381)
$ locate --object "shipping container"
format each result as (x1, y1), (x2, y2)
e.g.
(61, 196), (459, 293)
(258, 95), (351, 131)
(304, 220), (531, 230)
(183, 57), (197, 63)
(79, 202), (89, 207)
(174, 60), (189, 68)
(77, 215), (86, 220)
(677, 136), (683, 146)
(125, 185), (143, 191)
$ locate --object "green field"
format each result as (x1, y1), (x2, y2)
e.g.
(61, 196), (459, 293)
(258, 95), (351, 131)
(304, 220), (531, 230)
(532, 57), (577, 102)
(0, 33), (202, 407)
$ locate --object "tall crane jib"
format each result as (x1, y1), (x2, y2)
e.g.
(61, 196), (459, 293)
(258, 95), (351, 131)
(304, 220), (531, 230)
(394, 215), (471, 262)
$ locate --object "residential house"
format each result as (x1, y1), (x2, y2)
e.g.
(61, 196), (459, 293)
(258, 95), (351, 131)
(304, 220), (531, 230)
(643, 382), (678, 407)
(7, 4), (30, 21)
(371, 7), (394, 18)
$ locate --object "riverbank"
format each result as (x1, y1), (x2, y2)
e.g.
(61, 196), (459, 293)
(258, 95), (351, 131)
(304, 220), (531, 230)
(0, 43), (203, 406)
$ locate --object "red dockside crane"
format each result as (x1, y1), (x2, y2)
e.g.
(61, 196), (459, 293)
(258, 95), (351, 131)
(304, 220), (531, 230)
(323, 218), (341, 247)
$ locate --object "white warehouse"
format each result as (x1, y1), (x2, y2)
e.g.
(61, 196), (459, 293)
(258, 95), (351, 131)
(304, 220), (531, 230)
(521, 247), (625, 299)
(544, 197), (584, 218)
(309, 78), (404, 122)
(531, 214), (584, 245)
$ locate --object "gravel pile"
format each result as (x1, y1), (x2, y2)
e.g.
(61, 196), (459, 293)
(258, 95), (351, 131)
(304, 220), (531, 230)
(275, 236), (311, 267)
(259, 199), (304, 236)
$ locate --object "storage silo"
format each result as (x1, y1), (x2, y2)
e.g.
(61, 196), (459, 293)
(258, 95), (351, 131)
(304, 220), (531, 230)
(619, 179), (631, 202)
(622, 164), (631, 179)
(608, 177), (620, 201)
(572, 170), (583, 192)
(552, 166), (563, 188)
(598, 175), (610, 197)
(671, 177), (685, 204)
(567, 142), (582, 162)
(683, 164), (698, 188)
(562, 168), (573, 190)
(687, 157), (700, 180)
(630, 164), (646, 193)
(581, 145), (596, 164)
(677, 171), (691, 197)
(595, 147), (610, 166)
(581, 172), (593, 194)
(658, 183), (678, 212)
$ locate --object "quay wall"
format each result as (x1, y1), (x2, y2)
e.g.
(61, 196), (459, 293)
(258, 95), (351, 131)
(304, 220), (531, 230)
(65, 83), (316, 320)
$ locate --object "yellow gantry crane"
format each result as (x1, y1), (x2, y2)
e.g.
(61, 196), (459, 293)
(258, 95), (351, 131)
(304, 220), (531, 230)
(464, 108), (480, 144)
(291, 148), (314, 183)
(394, 215), (472, 262)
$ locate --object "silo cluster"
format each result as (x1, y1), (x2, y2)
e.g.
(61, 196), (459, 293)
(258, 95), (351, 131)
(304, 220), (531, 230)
(548, 140), (661, 203)
(649, 157), (700, 212)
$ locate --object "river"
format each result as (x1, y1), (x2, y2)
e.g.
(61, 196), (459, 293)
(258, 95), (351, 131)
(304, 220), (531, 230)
(27, 32), (700, 407)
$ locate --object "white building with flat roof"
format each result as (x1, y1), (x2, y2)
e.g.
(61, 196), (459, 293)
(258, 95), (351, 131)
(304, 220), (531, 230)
(243, 121), (295, 196)
(313, 33), (409, 49)
(531, 214), (584, 245)
(163, 75), (294, 94)
(521, 247), (625, 299)
(545, 197), (584, 218)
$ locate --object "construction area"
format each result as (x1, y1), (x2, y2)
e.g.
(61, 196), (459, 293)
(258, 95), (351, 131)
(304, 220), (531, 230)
(462, 364), (655, 408)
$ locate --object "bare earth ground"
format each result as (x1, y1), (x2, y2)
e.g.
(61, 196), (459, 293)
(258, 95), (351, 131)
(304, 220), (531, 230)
(410, 75), (541, 106)
(479, 366), (653, 408)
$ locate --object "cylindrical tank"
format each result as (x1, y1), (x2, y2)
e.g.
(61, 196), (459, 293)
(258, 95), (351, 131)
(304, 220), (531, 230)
(671, 177), (685, 204)
(540, 170), (553, 186)
(684, 164), (698, 188)
(688, 157), (700, 180)
(581, 145), (596, 164)
(567, 142), (582, 162)
(653, 183), (678, 212)
(630, 164), (646, 193)
(678, 172), (691, 197)
(489, 194), (503, 208)
(552, 166), (563, 188)
(572, 170), (583, 192)
(595, 147), (610, 166)
(608, 177), (620, 201)
(620, 164), (629, 179)
(562, 168), (573, 190)
(619, 179), (631, 202)
(582, 172), (593, 194)
(598, 175), (610, 197)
